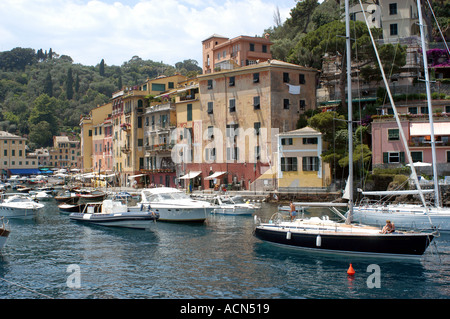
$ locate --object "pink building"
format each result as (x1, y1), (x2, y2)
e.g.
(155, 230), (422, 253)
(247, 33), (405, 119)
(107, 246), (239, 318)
(371, 100), (450, 175)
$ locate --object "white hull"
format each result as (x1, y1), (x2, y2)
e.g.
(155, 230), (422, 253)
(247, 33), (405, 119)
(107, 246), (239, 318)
(212, 206), (255, 216)
(130, 205), (210, 222)
(352, 205), (450, 231)
(0, 206), (42, 219)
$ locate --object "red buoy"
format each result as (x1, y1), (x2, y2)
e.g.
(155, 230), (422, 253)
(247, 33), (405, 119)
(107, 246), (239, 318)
(347, 263), (355, 276)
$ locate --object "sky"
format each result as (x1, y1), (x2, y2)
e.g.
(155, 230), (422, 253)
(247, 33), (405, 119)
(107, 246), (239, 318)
(0, 0), (297, 67)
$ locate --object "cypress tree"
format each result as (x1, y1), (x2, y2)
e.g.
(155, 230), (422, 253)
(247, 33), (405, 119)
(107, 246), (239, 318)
(43, 71), (53, 97)
(66, 67), (73, 100)
(99, 59), (105, 76)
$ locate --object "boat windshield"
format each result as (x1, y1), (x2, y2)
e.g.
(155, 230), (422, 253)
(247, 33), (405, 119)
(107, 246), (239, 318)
(143, 191), (190, 202)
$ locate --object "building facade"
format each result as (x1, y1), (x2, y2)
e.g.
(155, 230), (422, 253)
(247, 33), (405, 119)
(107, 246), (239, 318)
(181, 59), (318, 190)
(202, 34), (273, 74)
(372, 100), (450, 175)
(0, 131), (39, 177)
(277, 127), (331, 189)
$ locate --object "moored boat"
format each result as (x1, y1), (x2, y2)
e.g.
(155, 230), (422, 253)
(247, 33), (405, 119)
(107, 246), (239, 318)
(0, 193), (44, 219)
(130, 187), (213, 222)
(69, 200), (159, 229)
(212, 195), (259, 216)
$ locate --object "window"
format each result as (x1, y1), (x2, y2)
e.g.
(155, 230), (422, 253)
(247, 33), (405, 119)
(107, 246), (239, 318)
(281, 157), (297, 171)
(207, 126), (214, 139)
(411, 151), (423, 162)
(390, 24), (398, 36)
(421, 107), (429, 114)
(388, 129), (399, 141)
(408, 107), (418, 114)
(168, 82), (174, 89)
(187, 104), (192, 121)
(253, 96), (260, 110)
(207, 80), (213, 89)
(389, 3), (397, 15)
(283, 72), (290, 83)
(229, 99), (236, 113)
(303, 137), (318, 145)
(283, 99), (290, 109)
(152, 83), (166, 91)
(254, 122), (261, 135)
(250, 43), (255, 51)
(207, 101), (214, 114)
(226, 147), (239, 161)
(302, 157), (319, 171)
(226, 124), (239, 137)
(299, 100), (306, 110)
(262, 45), (267, 53)
(229, 76), (235, 87)
(281, 138), (293, 145)
(253, 73), (260, 83)
(383, 151), (405, 163)
(447, 151), (450, 163)
(299, 74), (305, 84)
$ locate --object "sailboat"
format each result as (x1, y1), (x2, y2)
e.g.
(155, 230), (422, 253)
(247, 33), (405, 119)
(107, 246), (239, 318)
(351, 0), (450, 232)
(253, 0), (436, 258)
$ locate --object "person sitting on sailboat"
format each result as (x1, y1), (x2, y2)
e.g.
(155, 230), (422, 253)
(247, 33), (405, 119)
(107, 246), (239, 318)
(381, 220), (395, 234)
(289, 201), (297, 221)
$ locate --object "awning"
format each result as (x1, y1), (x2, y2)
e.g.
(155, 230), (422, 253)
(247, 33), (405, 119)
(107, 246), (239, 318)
(204, 171), (227, 180)
(128, 174), (146, 179)
(410, 122), (450, 136)
(179, 171), (201, 179)
(8, 169), (42, 175)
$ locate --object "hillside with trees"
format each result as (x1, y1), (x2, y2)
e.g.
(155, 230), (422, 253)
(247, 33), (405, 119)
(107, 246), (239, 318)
(0, 47), (202, 149)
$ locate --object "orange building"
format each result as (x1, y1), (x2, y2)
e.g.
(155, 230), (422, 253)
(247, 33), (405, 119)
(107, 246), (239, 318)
(202, 34), (272, 74)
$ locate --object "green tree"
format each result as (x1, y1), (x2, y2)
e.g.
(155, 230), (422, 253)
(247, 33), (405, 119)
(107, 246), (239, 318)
(29, 121), (53, 147)
(66, 67), (73, 100)
(99, 59), (105, 76)
(28, 94), (59, 137)
(43, 71), (53, 97)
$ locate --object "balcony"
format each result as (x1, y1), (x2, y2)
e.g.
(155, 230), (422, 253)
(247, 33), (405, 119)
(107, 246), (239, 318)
(120, 145), (131, 153)
(145, 143), (174, 152)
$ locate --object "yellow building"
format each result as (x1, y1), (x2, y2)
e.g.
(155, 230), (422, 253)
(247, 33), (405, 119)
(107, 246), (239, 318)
(277, 127), (331, 189)
(0, 131), (39, 177)
(80, 102), (112, 173)
(48, 136), (80, 169)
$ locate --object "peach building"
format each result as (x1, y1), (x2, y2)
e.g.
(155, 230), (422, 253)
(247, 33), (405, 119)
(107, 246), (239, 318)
(202, 34), (273, 74)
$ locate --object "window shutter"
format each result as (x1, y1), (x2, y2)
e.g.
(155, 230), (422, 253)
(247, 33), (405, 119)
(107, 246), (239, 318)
(383, 152), (388, 164)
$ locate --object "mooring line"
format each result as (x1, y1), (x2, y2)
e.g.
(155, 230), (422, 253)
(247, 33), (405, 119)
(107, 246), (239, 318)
(0, 276), (54, 299)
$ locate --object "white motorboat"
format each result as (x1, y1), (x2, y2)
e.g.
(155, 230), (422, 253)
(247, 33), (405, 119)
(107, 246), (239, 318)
(0, 193), (45, 218)
(131, 187), (213, 222)
(30, 191), (53, 201)
(69, 200), (159, 229)
(212, 195), (259, 216)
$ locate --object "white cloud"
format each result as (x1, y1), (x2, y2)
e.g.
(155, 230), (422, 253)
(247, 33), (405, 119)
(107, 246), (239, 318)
(0, 0), (294, 66)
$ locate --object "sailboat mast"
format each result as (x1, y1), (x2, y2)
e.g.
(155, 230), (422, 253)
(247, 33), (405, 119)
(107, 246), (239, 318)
(345, 0), (354, 224)
(417, 0), (440, 207)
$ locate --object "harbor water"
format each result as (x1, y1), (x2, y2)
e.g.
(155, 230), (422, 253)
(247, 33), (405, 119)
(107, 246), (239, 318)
(0, 200), (449, 300)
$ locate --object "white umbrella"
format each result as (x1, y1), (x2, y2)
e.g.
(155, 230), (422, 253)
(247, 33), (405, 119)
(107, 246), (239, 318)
(406, 161), (432, 167)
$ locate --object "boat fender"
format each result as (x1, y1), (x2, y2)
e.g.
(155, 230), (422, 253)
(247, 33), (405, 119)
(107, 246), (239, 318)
(286, 231), (291, 240)
(316, 234), (322, 247)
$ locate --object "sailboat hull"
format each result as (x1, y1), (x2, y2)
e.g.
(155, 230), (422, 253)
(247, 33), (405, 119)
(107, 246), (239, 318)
(352, 205), (450, 231)
(254, 225), (434, 258)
